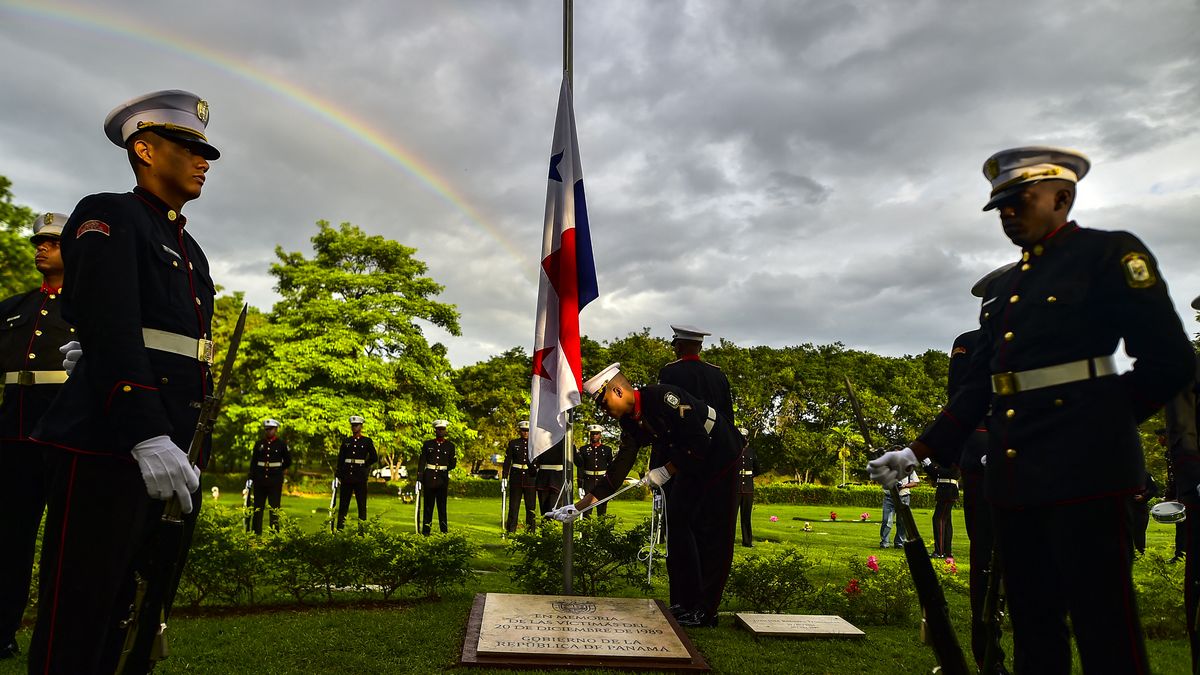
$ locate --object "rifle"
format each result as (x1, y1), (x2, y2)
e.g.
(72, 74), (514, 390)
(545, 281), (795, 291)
(115, 304), (248, 674)
(329, 477), (339, 533)
(844, 377), (970, 675)
(414, 479), (422, 534)
(500, 477), (509, 538)
(242, 479), (253, 532)
(980, 548), (1010, 674)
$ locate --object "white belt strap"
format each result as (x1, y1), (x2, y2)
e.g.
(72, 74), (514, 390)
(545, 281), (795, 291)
(583, 469), (607, 476)
(740, 470), (754, 476)
(426, 464), (449, 471)
(539, 464), (564, 471)
(703, 406), (716, 435)
(937, 478), (958, 486)
(256, 461), (283, 468)
(991, 355), (1117, 395)
(344, 458), (365, 464)
(143, 328), (214, 365)
(4, 370), (68, 385)
(510, 463), (529, 470)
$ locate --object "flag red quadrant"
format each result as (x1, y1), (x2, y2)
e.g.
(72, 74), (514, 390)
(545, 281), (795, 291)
(529, 75), (598, 460)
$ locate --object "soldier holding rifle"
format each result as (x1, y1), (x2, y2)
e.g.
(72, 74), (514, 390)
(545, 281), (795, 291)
(868, 147), (1195, 673)
(502, 420), (536, 533)
(418, 419), (456, 534)
(0, 213), (73, 660)
(248, 418), (291, 534)
(576, 424), (612, 518)
(27, 90), (221, 674)
(337, 415), (377, 529)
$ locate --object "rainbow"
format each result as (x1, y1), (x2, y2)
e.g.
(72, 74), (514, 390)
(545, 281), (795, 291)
(0, 0), (534, 272)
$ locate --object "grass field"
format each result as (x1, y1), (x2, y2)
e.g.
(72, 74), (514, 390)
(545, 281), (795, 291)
(1, 491), (1190, 674)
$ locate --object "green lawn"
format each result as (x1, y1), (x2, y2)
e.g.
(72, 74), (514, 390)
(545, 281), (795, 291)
(1, 492), (1190, 674)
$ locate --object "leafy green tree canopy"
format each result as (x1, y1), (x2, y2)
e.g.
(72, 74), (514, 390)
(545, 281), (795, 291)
(0, 175), (40, 299)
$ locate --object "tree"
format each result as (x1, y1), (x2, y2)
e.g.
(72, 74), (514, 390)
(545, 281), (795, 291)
(207, 290), (268, 472)
(453, 347), (532, 470)
(225, 221), (464, 474)
(0, 175), (39, 299)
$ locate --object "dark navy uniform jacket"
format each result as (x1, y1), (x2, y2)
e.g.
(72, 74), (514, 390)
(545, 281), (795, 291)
(502, 437), (535, 489)
(249, 436), (292, 482)
(592, 384), (740, 501)
(533, 440), (564, 492)
(0, 285), (74, 441)
(418, 438), (456, 489)
(337, 435), (377, 483)
(31, 188), (215, 461)
(576, 442), (613, 493)
(655, 356), (734, 470)
(738, 443), (760, 494)
(948, 330), (989, 479)
(919, 222), (1195, 507)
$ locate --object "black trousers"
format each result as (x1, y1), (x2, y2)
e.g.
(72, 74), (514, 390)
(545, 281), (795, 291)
(30, 448), (200, 675)
(505, 482), (536, 532)
(993, 496), (1147, 675)
(336, 480), (367, 529)
(932, 497), (956, 556)
(665, 465), (738, 618)
(1182, 499), (1200, 674)
(0, 440), (47, 644)
(580, 478), (607, 518)
(735, 491), (753, 545)
(536, 476), (563, 516)
(961, 472), (1004, 669)
(251, 476), (283, 534)
(422, 480), (449, 535)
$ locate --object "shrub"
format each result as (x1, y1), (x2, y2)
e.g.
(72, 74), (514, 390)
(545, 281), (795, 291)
(754, 483), (937, 509)
(1134, 551), (1187, 639)
(264, 518), (372, 603)
(178, 505), (265, 607)
(412, 532), (478, 598)
(839, 554), (919, 626)
(507, 516), (655, 596)
(726, 546), (815, 613)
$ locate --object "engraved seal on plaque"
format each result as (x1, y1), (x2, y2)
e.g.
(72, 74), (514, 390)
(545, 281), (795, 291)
(551, 600), (597, 614)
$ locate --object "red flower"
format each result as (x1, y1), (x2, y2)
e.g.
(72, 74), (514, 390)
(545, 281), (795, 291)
(830, 511), (838, 521)
(860, 512), (870, 521)
(866, 556), (879, 572)
(844, 578), (861, 595)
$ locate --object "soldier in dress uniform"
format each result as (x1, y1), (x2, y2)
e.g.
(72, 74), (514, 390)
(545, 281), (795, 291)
(656, 325), (735, 550)
(502, 420), (536, 533)
(336, 415), (377, 529)
(1158, 427), (1188, 562)
(418, 419), (456, 534)
(734, 428), (760, 547)
(248, 418), (291, 534)
(923, 456), (959, 558)
(869, 147), (1195, 673)
(534, 437), (566, 516)
(1164, 293), (1200, 672)
(576, 424), (613, 518)
(0, 213), (72, 660)
(564, 364), (741, 628)
(27, 90), (220, 674)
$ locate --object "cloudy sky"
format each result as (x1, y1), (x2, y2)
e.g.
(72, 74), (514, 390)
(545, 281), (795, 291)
(1, 0), (1197, 368)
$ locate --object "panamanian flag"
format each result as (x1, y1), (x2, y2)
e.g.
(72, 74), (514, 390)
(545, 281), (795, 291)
(529, 75), (598, 460)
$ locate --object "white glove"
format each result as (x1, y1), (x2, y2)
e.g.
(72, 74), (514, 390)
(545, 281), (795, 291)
(60, 340), (82, 375)
(866, 447), (918, 486)
(646, 466), (672, 488)
(132, 435), (201, 514)
(415, 480), (422, 493)
(579, 488), (586, 500)
(545, 504), (580, 522)
(501, 478), (508, 490)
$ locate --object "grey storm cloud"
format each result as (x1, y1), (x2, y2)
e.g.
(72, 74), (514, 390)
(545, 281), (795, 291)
(0, 0), (1197, 368)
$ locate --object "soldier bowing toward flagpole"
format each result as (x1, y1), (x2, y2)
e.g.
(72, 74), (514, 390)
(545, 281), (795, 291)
(552, 364), (742, 629)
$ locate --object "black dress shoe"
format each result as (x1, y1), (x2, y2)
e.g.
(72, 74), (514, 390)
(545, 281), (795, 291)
(675, 610), (705, 627)
(668, 604), (688, 617)
(0, 640), (19, 659)
(742, 542), (754, 548)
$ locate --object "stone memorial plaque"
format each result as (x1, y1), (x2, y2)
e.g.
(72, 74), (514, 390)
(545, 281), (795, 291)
(461, 593), (708, 670)
(735, 613), (865, 639)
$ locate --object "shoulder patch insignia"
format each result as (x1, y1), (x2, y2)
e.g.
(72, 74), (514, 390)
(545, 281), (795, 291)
(664, 392), (680, 408)
(1121, 252), (1156, 288)
(76, 220), (110, 238)
(951, 346), (968, 357)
